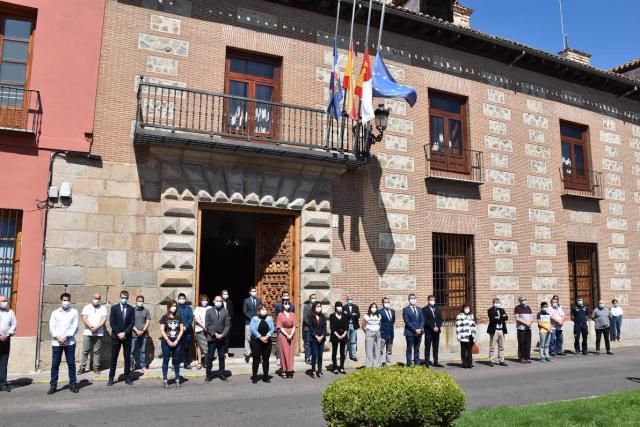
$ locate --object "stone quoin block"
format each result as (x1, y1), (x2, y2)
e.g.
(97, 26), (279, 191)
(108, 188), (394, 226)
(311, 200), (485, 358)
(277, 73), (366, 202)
(436, 193), (469, 211)
(522, 112), (549, 129)
(493, 223), (513, 237)
(484, 135), (513, 152)
(489, 120), (507, 136)
(536, 260), (553, 274)
(524, 144), (551, 159)
(492, 188), (511, 202)
(532, 193), (550, 207)
(482, 103), (511, 121)
(488, 204), (517, 220)
(138, 33), (189, 57)
(600, 131), (621, 145)
(150, 15), (181, 35)
(385, 254), (410, 271)
(610, 278), (631, 290)
(379, 233), (416, 251)
(379, 193), (416, 211)
(529, 129), (545, 143)
(489, 240), (518, 255)
(490, 153), (510, 169)
(529, 208), (555, 224)
(377, 153), (415, 172)
(384, 135), (408, 152)
(530, 242), (557, 257)
(534, 226), (551, 240)
(486, 169), (515, 185)
(527, 175), (552, 191)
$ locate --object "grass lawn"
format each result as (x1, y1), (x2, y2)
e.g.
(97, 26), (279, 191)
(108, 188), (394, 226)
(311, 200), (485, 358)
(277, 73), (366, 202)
(455, 390), (640, 427)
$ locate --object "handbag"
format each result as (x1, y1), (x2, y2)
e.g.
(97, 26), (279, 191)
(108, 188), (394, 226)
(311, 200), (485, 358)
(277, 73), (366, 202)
(471, 343), (480, 354)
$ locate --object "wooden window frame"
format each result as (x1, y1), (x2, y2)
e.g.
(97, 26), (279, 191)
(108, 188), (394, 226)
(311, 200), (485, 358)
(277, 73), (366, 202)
(567, 242), (599, 310)
(432, 233), (475, 322)
(223, 49), (282, 141)
(560, 121), (591, 192)
(0, 209), (22, 312)
(428, 90), (469, 174)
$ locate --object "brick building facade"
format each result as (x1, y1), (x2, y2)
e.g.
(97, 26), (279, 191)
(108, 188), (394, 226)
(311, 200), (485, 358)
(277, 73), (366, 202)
(39, 0), (640, 366)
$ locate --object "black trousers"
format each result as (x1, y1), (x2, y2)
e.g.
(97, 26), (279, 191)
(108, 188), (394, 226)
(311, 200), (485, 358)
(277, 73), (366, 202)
(424, 331), (440, 366)
(574, 325), (588, 354)
(331, 339), (346, 370)
(460, 341), (473, 368)
(517, 329), (532, 361)
(0, 339), (9, 387)
(109, 337), (132, 380)
(595, 327), (611, 352)
(250, 337), (272, 378)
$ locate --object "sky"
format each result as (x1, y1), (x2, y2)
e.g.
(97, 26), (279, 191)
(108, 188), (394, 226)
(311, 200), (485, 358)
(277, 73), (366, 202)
(463, 0), (639, 70)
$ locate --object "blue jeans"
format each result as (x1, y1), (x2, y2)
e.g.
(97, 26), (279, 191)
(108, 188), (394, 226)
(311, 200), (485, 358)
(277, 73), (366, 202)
(346, 324), (358, 359)
(303, 328), (311, 360)
(539, 332), (551, 359)
(311, 339), (324, 373)
(405, 335), (422, 366)
(611, 317), (622, 341)
(130, 335), (147, 368)
(51, 344), (77, 388)
(550, 329), (563, 355)
(161, 340), (181, 380)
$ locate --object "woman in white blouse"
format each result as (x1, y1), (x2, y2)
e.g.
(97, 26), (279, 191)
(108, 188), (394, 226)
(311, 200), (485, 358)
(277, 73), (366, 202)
(610, 299), (623, 343)
(361, 303), (382, 368)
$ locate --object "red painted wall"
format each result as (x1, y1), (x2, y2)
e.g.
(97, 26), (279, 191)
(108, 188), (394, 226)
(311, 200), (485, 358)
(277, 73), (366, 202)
(0, 0), (105, 336)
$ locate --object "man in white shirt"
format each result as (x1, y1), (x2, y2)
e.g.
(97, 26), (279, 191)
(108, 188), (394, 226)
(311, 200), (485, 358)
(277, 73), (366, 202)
(78, 293), (107, 375)
(0, 295), (16, 392)
(48, 292), (79, 395)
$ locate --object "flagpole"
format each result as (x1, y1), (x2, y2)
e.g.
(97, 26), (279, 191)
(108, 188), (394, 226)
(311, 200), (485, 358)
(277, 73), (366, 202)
(363, 0), (373, 51)
(376, 0), (386, 52)
(339, 0), (358, 152)
(326, 0), (342, 149)
(334, 0), (341, 39)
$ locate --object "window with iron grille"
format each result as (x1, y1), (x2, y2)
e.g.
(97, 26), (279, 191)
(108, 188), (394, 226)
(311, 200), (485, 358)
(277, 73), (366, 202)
(567, 242), (599, 310)
(432, 233), (475, 321)
(0, 209), (22, 311)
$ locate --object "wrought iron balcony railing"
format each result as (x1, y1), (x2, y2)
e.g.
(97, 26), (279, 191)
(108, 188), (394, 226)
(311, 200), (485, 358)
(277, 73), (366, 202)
(559, 166), (604, 199)
(424, 143), (483, 183)
(135, 81), (369, 164)
(0, 86), (41, 134)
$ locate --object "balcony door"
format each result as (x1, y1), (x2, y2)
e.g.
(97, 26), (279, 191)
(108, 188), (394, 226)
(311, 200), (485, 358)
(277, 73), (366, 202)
(429, 91), (468, 173)
(224, 51), (281, 141)
(561, 122), (590, 191)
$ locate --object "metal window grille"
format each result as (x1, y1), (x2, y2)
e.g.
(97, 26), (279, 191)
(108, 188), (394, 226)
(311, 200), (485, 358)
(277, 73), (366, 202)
(0, 209), (22, 310)
(567, 242), (599, 309)
(432, 233), (475, 321)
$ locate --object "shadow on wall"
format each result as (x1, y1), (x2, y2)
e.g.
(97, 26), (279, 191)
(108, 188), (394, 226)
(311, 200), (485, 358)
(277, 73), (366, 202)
(561, 196), (602, 213)
(334, 155), (394, 276)
(424, 178), (481, 200)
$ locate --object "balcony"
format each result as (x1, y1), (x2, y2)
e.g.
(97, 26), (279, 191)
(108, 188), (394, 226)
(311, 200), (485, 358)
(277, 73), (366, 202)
(0, 86), (41, 134)
(424, 143), (483, 184)
(559, 167), (604, 199)
(134, 82), (369, 167)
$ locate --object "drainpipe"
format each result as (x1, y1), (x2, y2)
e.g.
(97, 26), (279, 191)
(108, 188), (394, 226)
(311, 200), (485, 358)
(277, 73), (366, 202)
(34, 150), (101, 371)
(618, 85), (639, 101)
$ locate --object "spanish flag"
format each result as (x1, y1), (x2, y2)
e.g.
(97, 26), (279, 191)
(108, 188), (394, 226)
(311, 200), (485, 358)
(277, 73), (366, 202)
(342, 41), (358, 120)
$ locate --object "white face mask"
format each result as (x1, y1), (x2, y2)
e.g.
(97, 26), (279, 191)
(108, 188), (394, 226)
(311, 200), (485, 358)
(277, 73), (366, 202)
(283, 304), (291, 311)
(201, 301), (209, 307)
(310, 298), (316, 303)
(316, 307), (322, 313)
(250, 292), (257, 297)
(214, 302), (222, 308)
(137, 301), (144, 308)
(494, 303), (501, 309)
(429, 300), (435, 306)
(62, 301), (71, 309)
(178, 298), (186, 305)
(464, 308), (470, 314)
(521, 301), (527, 306)
(552, 303), (558, 308)
(260, 310), (268, 317)
(169, 306), (177, 313)
(0, 301), (8, 310)
(222, 294), (229, 300)
(371, 307), (377, 314)
(92, 299), (100, 306)
(120, 298), (128, 305)
(409, 299), (417, 306)
(383, 303), (390, 309)
(336, 306), (343, 313)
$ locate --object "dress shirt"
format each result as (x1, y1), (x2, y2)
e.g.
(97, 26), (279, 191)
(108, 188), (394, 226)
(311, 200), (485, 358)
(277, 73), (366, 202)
(0, 308), (16, 336)
(49, 307), (79, 347)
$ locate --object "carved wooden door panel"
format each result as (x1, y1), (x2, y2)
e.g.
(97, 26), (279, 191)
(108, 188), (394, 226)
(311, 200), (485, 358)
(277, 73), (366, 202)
(255, 217), (294, 319)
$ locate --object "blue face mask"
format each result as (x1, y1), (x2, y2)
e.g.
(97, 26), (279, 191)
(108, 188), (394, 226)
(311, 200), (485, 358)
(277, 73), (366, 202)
(347, 300), (353, 305)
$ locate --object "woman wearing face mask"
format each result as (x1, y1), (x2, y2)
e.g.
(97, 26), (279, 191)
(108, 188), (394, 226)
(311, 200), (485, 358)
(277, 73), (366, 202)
(610, 299), (623, 343)
(249, 305), (275, 383)
(160, 300), (185, 388)
(362, 303), (382, 368)
(276, 299), (296, 378)
(329, 301), (348, 374)
(193, 294), (211, 370)
(456, 304), (477, 369)
(308, 301), (327, 378)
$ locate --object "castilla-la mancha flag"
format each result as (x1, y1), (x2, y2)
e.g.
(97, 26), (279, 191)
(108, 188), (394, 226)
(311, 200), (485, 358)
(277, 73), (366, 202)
(355, 48), (374, 123)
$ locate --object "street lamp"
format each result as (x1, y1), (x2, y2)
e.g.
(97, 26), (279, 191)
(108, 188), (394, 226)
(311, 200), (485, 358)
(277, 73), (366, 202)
(350, 103), (391, 158)
(373, 103), (390, 139)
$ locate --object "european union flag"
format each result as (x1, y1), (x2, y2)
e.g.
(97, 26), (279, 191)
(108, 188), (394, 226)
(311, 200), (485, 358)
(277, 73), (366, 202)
(327, 40), (343, 120)
(372, 52), (417, 107)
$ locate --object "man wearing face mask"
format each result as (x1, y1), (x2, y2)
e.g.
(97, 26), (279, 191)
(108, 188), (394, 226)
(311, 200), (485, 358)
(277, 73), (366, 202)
(548, 295), (565, 356)
(592, 300), (614, 356)
(423, 295), (443, 368)
(402, 294), (424, 367)
(176, 293), (194, 370)
(343, 296), (360, 362)
(221, 290), (234, 358)
(131, 295), (151, 374)
(571, 297), (589, 355)
(302, 293), (317, 364)
(0, 295), (16, 392)
(379, 297), (395, 366)
(108, 290), (135, 386)
(205, 295), (231, 382)
(243, 287), (261, 363)
(48, 293), (79, 394)
(78, 293), (107, 375)
(514, 297), (533, 364)
(487, 298), (508, 367)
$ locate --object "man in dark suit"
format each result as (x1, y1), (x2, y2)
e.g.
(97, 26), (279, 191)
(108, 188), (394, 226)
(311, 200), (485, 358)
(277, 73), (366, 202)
(242, 287), (261, 362)
(108, 290), (135, 385)
(402, 293), (424, 367)
(379, 297), (395, 365)
(205, 295), (231, 382)
(221, 289), (234, 358)
(344, 296), (360, 361)
(487, 297), (509, 367)
(423, 295), (443, 368)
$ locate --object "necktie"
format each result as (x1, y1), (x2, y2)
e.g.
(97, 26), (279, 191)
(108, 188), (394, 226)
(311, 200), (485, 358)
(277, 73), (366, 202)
(253, 298), (256, 307)
(412, 307), (416, 317)
(387, 309), (391, 320)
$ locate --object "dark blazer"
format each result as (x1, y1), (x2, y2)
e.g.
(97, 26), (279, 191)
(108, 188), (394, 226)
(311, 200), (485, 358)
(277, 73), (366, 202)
(344, 303), (360, 330)
(242, 296), (261, 324)
(222, 299), (234, 320)
(204, 307), (231, 341)
(423, 305), (443, 333)
(403, 305), (424, 337)
(329, 313), (349, 343)
(109, 303), (135, 338)
(379, 307), (396, 339)
(487, 306), (509, 334)
(302, 302), (312, 330)
(308, 313), (327, 341)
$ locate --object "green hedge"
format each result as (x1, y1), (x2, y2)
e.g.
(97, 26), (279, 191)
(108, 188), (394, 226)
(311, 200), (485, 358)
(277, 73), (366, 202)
(322, 366), (466, 427)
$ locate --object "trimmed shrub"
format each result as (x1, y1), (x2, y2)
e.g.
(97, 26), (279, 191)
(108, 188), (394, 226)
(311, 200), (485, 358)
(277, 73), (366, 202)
(322, 366), (466, 427)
